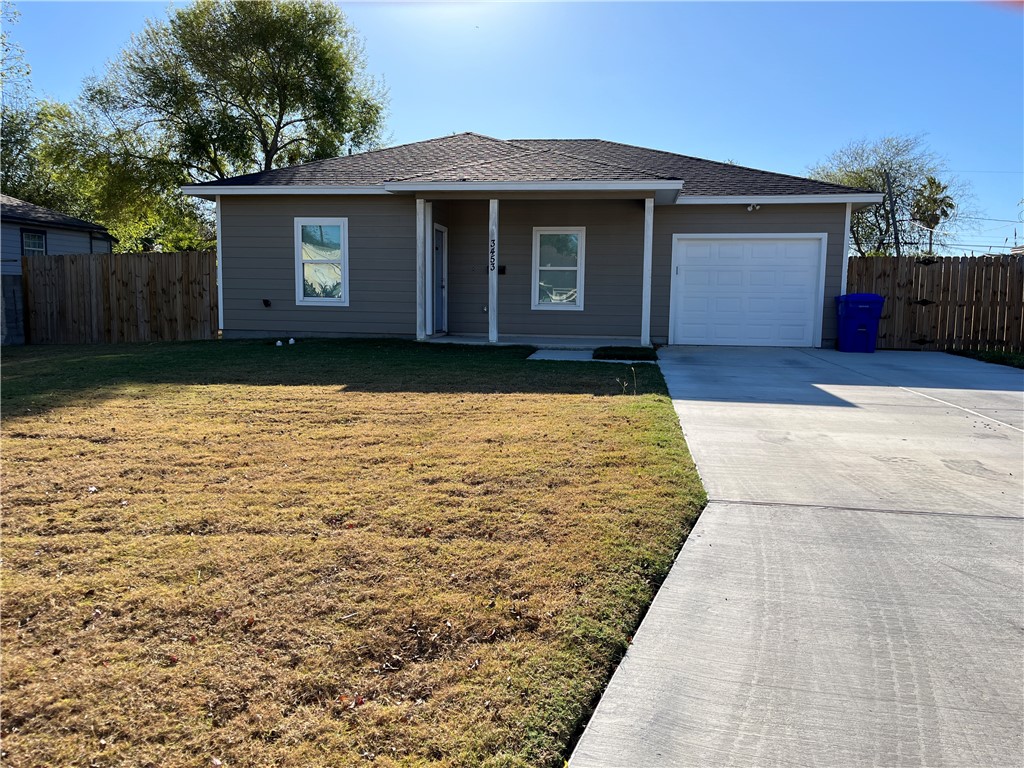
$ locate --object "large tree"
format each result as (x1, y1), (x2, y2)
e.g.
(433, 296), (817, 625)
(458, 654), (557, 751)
(1, 100), (212, 251)
(1, 1), (210, 251)
(808, 134), (970, 257)
(87, 0), (386, 182)
(0, 1), (30, 98)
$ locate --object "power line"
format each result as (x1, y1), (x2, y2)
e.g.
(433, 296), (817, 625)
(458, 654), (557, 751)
(897, 217), (1021, 227)
(939, 243), (1018, 249)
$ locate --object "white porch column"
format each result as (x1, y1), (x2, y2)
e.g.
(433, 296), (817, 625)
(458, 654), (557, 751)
(488, 198), (499, 343)
(425, 202), (434, 336)
(640, 197), (654, 346)
(415, 198), (426, 340)
(215, 195), (224, 332)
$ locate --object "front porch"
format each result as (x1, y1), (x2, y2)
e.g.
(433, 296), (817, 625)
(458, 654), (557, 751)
(413, 195), (656, 346)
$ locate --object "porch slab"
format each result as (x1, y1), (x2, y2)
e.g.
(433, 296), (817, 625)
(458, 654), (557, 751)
(424, 334), (646, 350)
(528, 349), (657, 363)
(529, 349), (595, 361)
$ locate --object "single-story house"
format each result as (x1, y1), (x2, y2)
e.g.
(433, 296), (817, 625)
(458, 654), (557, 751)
(183, 133), (882, 347)
(0, 195), (115, 345)
(1, 194), (114, 275)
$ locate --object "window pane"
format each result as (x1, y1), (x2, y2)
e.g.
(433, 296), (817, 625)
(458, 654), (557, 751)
(23, 233), (45, 255)
(303, 262), (342, 298)
(301, 224), (342, 261)
(538, 233), (578, 268)
(537, 269), (579, 305)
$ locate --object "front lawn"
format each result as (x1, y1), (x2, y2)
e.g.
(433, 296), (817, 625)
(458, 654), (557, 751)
(1, 339), (704, 767)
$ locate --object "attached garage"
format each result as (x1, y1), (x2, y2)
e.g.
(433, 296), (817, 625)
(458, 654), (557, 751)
(669, 233), (827, 347)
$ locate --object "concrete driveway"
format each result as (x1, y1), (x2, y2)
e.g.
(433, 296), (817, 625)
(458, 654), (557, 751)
(571, 347), (1023, 767)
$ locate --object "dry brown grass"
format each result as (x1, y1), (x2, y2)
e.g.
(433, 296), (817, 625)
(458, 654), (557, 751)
(1, 340), (704, 767)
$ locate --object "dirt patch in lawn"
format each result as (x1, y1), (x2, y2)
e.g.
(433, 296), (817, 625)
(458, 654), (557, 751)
(1, 339), (705, 767)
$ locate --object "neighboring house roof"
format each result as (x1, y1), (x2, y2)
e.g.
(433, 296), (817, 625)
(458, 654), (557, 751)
(0, 194), (112, 237)
(182, 132), (877, 201)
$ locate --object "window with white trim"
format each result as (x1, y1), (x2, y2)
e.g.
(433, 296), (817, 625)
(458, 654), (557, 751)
(294, 217), (349, 305)
(21, 230), (46, 258)
(532, 227), (585, 311)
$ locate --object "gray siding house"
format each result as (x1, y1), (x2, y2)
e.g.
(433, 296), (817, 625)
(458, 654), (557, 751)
(184, 133), (881, 348)
(0, 195), (115, 344)
(1, 194), (114, 275)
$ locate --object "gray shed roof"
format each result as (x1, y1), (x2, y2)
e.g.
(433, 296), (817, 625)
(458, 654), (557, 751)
(186, 132), (872, 197)
(0, 194), (112, 235)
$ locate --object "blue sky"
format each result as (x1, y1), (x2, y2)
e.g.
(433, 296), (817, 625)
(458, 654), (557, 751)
(11, 1), (1024, 252)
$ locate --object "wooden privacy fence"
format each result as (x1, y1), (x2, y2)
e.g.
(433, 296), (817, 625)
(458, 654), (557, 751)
(846, 254), (1023, 352)
(22, 251), (218, 344)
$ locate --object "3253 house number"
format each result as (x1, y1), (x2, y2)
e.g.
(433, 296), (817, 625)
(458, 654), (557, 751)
(488, 239), (497, 271)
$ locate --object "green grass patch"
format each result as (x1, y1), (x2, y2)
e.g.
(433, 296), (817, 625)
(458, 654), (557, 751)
(591, 346), (658, 361)
(1, 339), (704, 767)
(949, 349), (1024, 369)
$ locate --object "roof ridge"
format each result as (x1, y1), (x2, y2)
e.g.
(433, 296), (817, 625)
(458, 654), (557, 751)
(379, 132), (536, 182)
(335, 131), (487, 160)
(395, 145), (683, 183)
(540, 144), (684, 182)
(510, 139), (690, 181)
(461, 131), (514, 145)
(393, 146), (550, 182)
(538, 145), (679, 181)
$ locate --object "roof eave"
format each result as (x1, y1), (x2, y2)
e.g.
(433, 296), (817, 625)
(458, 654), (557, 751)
(180, 184), (392, 199)
(383, 180), (683, 192)
(1, 211), (111, 233)
(182, 180), (684, 203)
(675, 193), (883, 205)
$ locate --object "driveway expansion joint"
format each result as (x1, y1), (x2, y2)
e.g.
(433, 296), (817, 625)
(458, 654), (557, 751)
(708, 497), (1024, 522)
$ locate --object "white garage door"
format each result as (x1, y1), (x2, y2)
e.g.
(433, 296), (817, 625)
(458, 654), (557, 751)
(670, 234), (826, 347)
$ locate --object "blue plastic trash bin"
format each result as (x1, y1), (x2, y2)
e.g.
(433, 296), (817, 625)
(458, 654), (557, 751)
(836, 293), (885, 353)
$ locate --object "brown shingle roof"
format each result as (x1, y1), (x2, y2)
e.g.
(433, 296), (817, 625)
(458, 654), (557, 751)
(398, 148), (680, 183)
(512, 139), (866, 196)
(193, 132), (871, 196)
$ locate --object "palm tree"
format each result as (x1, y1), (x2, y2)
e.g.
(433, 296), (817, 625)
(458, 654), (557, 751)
(911, 176), (956, 254)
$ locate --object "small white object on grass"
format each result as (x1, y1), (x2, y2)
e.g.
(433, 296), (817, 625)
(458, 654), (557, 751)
(275, 340), (283, 347)
(288, 338), (295, 345)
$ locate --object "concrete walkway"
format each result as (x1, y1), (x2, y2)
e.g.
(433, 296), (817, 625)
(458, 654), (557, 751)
(527, 349), (656, 363)
(571, 347), (1023, 767)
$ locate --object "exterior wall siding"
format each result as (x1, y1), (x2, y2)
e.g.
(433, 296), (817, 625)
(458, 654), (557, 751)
(215, 195), (847, 345)
(1, 223), (21, 275)
(219, 195), (417, 338)
(445, 198), (645, 338)
(445, 200), (488, 335)
(650, 203), (848, 345)
(46, 228), (92, 255)
(0, 223), (95, 275)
